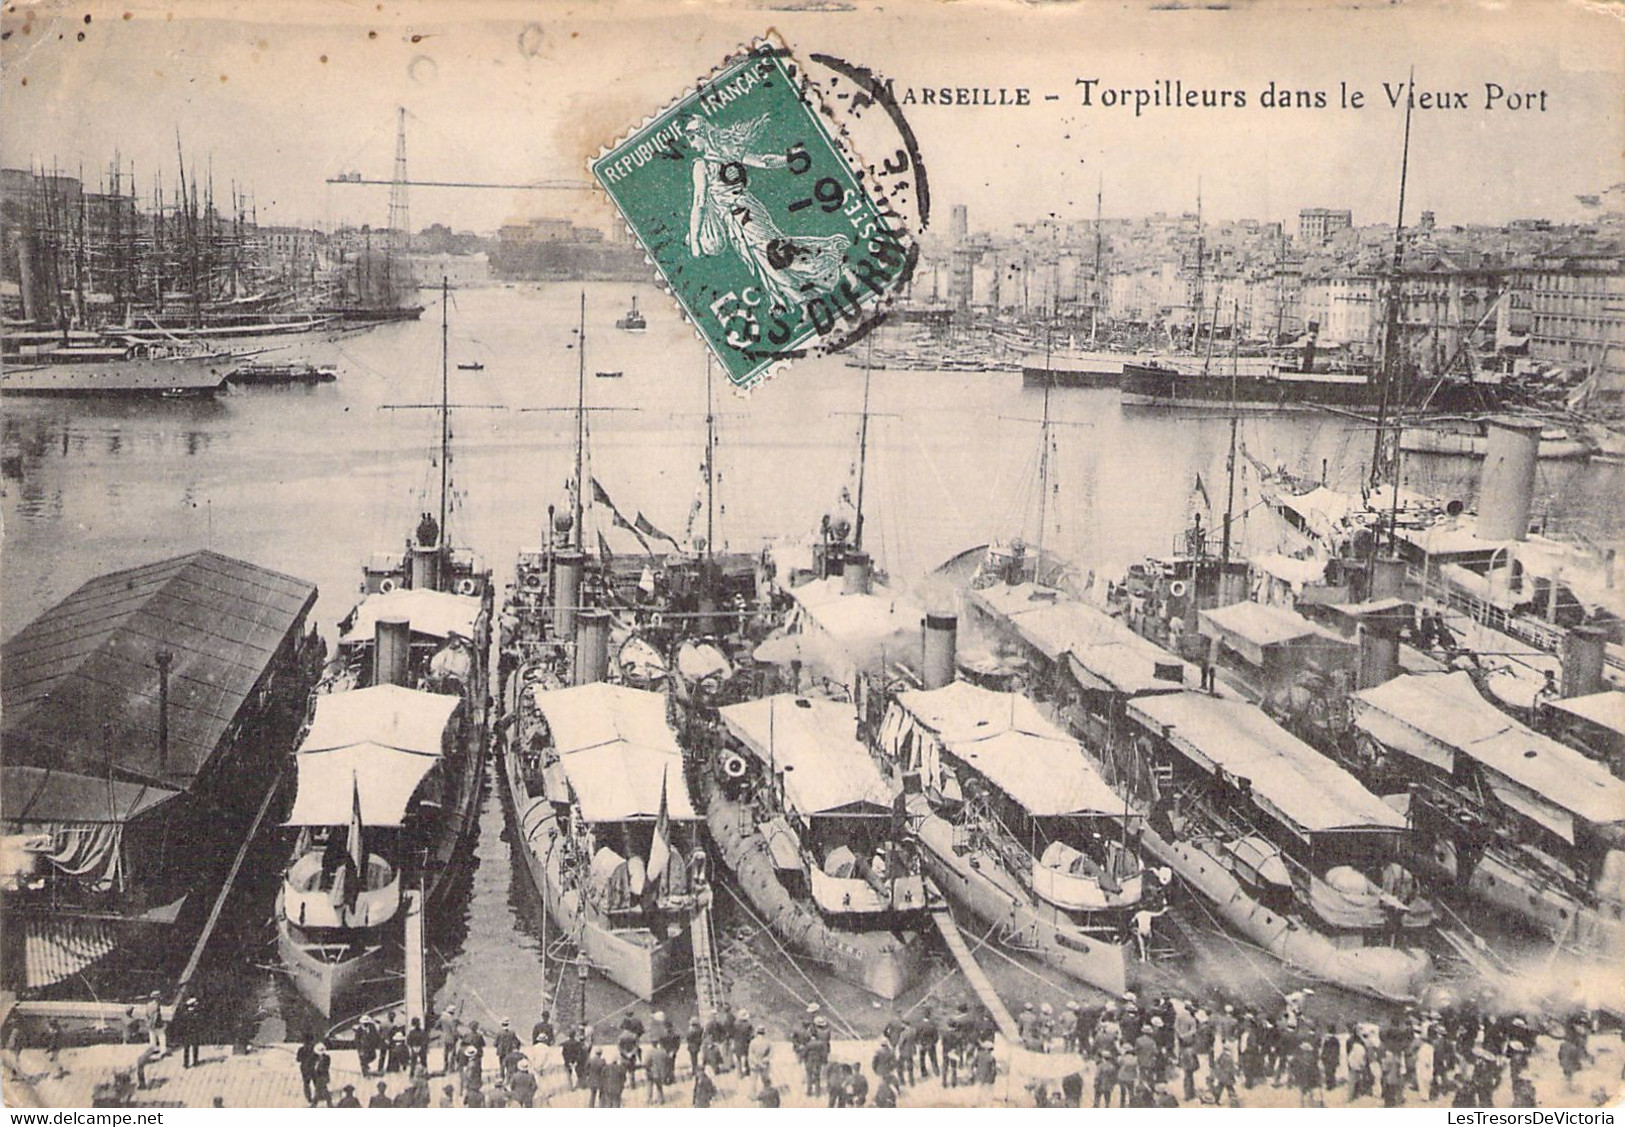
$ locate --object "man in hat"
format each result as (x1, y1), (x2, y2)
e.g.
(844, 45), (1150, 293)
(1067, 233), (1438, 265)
(805, 1014), (831, 1095)
(176, 996), (202, 1068)
(437, 1083), (457, 1109)
(310, 1041), (333, 1107)
(368, 1080), (393, 1108)
(584, 1046), (606, 1107)
(730, 1009), (753, 1076)
(532, 1009), (556, 1047)
(684, 1017), (704, 1080)
(355, 1014), (380, 1077)
(751, 1024), (773, 1093)
(494, 1019), (521, 1084)
(895, 1013), (917, 1086)
(646, 1035), (671, 1105)
(296, 1033), (319, 1105)
(601, 1052), (627, 1108)
(438, 1004), (461, 1076)
(508, 1056), (537, 1107)
(463, 1020), (486, 1077)
(334, 1083), (361, 1108)
(460, 1044), (484, 1102)
(1018, 1001), (1042, 1052)
(1210, 1044), (1238, 1107)
(916, 1006), (940, 1080)
(142, 991), (167, 1057)
(406, 1017), (429, 1074)
(560, 1024), (586, 1088)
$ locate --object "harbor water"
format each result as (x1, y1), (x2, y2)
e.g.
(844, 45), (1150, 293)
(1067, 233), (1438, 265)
(5, 282), (1621, 1045)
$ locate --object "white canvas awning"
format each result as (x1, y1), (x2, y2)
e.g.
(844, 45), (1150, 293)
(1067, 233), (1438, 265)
(785, 577), (923, 680)
(894, 681), (1122, 817)
(720, 695), (894, 815)
(341, 587), (483, 644)
(531, 683), (697, 823)
(1129, 691), (1405, 840)
(1199, 601), (1351, 666)
(1548, 691), (1625, 738)
(1351, 672), (1625, 841)
(285, 686), (459, 827)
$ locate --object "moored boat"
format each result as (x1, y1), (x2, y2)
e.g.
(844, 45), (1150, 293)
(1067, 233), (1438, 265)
(875, 679), (1146, 997)
(1119, 689), (1436, 1002)
(275, 279), (492, 1020)
(701, 694), (931, 999)
(615, 296), (647, 332)
(1348, 671), (1625, 958)
(276, 546), (491, 1019)
(501, 678), (703, 1000)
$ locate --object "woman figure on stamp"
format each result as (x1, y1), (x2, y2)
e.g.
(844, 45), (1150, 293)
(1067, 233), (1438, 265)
(685, 114), (849, 315)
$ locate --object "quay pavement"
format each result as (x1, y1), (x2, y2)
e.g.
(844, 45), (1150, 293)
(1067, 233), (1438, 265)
(3, 1033), (1623, 1109)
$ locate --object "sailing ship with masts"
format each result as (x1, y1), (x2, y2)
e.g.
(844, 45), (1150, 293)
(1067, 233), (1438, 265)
(276, 279), (491, 1018)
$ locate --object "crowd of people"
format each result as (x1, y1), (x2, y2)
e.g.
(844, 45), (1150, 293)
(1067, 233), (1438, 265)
(1010, 988), (1600, 1109)
(76, 981), (1613, 1109)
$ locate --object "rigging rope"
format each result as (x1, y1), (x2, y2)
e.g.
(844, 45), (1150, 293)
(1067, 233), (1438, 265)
(715, 879), (859, 1039)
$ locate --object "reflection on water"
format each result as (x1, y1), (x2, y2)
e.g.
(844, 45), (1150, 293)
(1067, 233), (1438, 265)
(4, 282), (1620, 1038)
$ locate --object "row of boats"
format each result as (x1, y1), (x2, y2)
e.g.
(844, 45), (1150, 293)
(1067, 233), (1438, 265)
(269, 289), (1623, 1029)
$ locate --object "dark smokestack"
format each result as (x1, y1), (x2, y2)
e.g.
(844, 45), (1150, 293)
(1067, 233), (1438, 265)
(1561, 625), (1608, 699)
(922, 613), (957, 690)
(842, 551), (873, 596)
(552, 551), (585, 638)
(1479, 418), (1542, 542)
(573, 608), (611, 686)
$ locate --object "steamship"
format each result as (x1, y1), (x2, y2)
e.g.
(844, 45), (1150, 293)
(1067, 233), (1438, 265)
(696, 693), (932, 999)
(501, 666), (704, 1001)
(276, 281), (492, 1019)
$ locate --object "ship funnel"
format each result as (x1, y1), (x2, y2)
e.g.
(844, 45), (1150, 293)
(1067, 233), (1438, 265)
(1356, 619), (1400, 689)
(843, 551), (873, 596)
(1561, 624), (1608, 699)
(375, 616), (412, 687)
(552, 551), (585, 638)
(921, 612), (957, 690)
(1477, 418), (1542, 542)
(411, 543), (442, 592)
(573, 608), (611, 686)
(1369, 555), (1406, 601)
(1302, 320), (1319, 372)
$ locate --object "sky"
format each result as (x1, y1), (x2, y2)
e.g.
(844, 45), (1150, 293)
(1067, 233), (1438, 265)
(2, 0), (1620, 238)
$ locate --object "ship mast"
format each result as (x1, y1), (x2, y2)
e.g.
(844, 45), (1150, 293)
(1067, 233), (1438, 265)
(1091, 175), (1104, 345)
(1035, 349), (1053, 581)
(704, 354), (716, 560)
(439, 276), (450, 552)
(1220, 300), (1241, 569)
(1192, 177), (1204, 350)
(853, 334), (874, 552)
(573, 291), (587, 553)
(1370, 68), (1416, 493)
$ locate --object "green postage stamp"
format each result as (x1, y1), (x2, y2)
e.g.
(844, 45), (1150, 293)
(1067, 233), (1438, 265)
(592, 41), (913, 390)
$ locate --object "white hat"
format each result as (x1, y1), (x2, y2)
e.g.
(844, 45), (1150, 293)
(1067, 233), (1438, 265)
(654, 1011), (666, 1022)
(516, 1059), (531, 1072)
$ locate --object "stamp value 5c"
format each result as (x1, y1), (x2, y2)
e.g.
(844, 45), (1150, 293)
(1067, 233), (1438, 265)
(593, 41), (912, 390)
